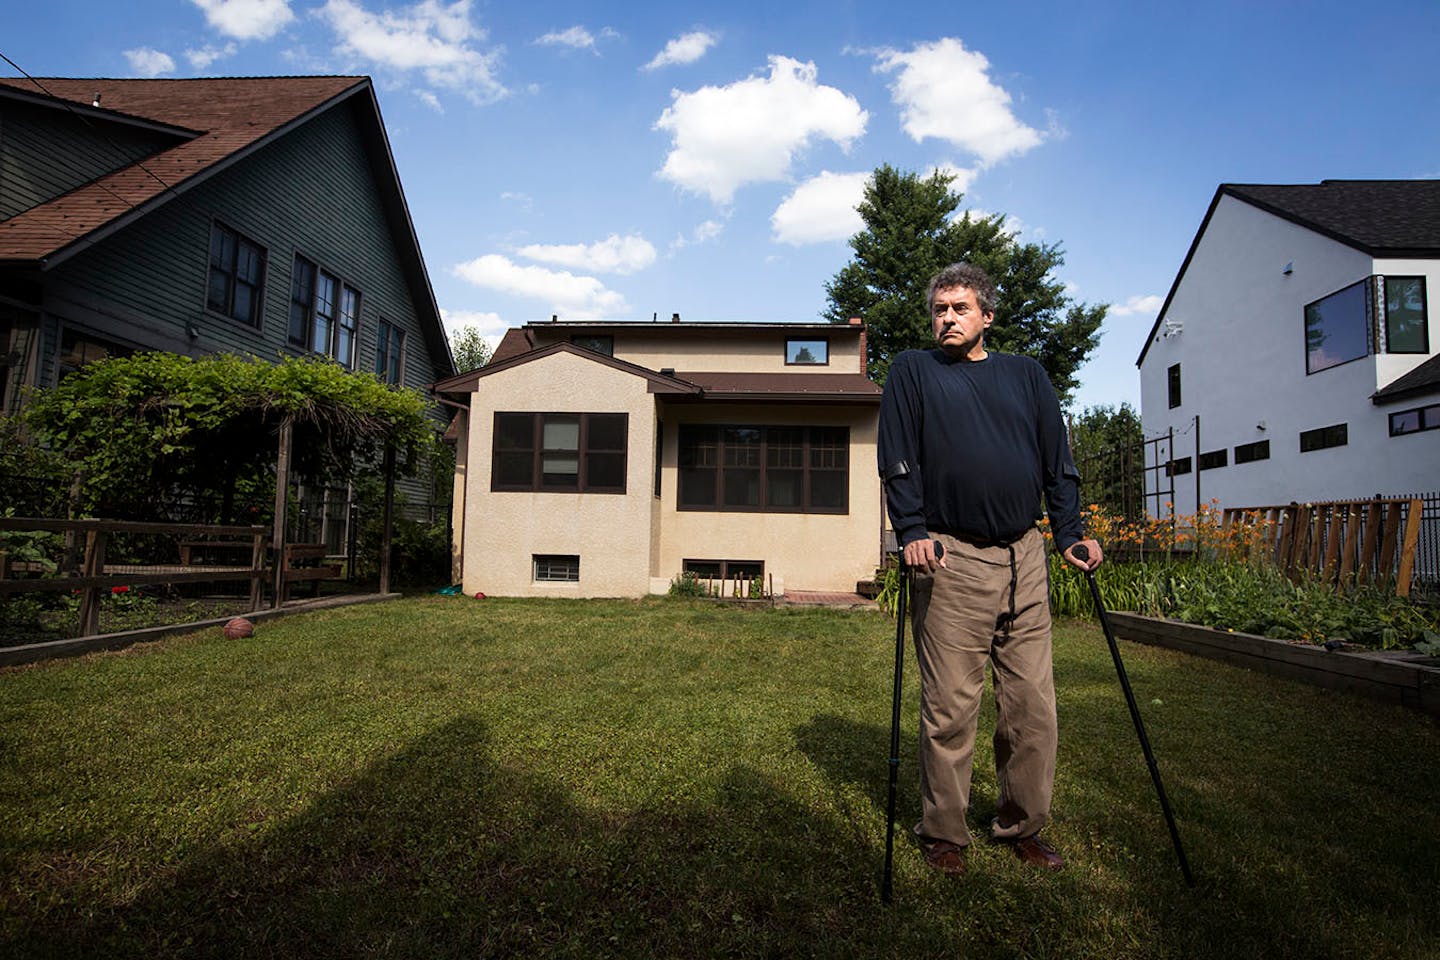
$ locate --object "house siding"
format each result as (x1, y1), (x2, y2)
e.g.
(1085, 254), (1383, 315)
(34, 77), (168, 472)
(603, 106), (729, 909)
(1141, 194), (1440, 512)
(0, 97), (178, 220)
(38, 98), (444, 393)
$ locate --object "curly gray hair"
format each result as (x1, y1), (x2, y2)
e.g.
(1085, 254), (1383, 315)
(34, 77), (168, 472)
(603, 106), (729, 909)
(927, 262), (997, 316)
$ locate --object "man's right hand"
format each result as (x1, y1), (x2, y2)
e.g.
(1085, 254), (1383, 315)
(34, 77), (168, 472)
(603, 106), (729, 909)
(902, 537), (946, 574)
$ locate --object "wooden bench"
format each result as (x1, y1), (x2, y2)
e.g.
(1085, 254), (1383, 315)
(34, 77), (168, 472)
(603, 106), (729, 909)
(282, 542), (342, 599)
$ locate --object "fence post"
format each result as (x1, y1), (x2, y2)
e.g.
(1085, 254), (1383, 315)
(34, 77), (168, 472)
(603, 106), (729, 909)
(271, 417), (293, 609)
(77, 526), (107, 637)
(1397, 498), (1423, 598)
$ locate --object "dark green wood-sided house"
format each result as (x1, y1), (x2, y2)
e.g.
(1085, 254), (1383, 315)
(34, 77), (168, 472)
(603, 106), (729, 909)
(0, 75), (455, 545)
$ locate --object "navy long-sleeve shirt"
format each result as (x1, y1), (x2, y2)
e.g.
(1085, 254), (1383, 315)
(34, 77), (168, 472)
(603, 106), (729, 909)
(877, 349), (1084, 552)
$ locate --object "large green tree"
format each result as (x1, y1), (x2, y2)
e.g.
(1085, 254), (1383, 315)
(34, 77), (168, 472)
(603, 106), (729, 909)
(823, 164), (1106, 400)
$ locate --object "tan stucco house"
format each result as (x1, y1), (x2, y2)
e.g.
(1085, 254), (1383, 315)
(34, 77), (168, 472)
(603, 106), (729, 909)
(434, 318), (883, 597)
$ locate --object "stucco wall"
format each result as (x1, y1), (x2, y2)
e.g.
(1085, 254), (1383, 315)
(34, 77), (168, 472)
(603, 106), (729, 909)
(652, 402), (882, 593)
(529, 326), (865, 375)
(1140, 195), (1440, 513)
(461, 352), (657, 597)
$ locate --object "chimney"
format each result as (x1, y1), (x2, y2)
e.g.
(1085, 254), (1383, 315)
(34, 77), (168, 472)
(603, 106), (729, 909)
(671, 312), (681, 323)
(551, 314), (557, 322)
(854, 319), (867, 374)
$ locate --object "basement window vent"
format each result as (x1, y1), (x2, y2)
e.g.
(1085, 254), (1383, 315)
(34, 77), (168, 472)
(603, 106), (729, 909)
(533, 554), (579, 583)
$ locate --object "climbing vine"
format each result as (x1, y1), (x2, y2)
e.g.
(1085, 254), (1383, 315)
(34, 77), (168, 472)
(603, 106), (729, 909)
(14, 352), (437, 520)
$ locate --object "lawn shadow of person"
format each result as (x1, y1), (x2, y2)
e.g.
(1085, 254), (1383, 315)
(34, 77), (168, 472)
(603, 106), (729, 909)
(9, 715), (961, 958)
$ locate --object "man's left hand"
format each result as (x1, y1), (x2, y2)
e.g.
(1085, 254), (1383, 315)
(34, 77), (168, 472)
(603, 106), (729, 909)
(1063, 539), (1103, 572)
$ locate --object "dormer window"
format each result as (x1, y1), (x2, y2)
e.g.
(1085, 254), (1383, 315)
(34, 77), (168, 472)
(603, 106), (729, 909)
(786, 338), (828, 365)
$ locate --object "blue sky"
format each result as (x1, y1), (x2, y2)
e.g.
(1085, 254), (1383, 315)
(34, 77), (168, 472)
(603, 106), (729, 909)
(4, 0), (1439, 413)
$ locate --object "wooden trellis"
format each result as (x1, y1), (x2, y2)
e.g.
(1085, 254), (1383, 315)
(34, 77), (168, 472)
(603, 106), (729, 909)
(1222, 497), (1424, 597)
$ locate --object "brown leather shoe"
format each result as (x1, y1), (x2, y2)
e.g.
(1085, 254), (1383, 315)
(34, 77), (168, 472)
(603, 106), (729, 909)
(1010, 834), (1064, 870)
(923, 840), (968, 878)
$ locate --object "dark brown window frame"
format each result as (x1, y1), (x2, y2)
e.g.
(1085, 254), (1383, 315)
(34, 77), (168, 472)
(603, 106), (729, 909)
(785, 338), (830, 366)
(206, 220), (266, 329)
(375, 318), (406, 385)
(1165, 456), (1192, 477)
(288, 252), (360, 369)
(1167, 363), (1181, 409)
(677, 423), (849, 514)
(491, 412), (629, 494)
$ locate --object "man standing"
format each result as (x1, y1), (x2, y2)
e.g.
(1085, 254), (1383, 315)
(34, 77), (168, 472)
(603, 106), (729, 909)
(877, 261), (1102, 878)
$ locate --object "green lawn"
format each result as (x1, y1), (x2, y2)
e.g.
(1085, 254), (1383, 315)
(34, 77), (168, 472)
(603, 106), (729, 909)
(1, 597), (1436, 959)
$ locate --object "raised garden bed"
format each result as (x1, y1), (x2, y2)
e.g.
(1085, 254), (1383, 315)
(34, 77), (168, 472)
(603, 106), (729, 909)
(1108, 612), (1440, 716)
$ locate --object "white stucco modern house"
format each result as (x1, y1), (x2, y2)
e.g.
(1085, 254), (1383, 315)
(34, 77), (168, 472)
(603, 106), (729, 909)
(1138, 180), (1440, 515)
(434, 318), (883, 597)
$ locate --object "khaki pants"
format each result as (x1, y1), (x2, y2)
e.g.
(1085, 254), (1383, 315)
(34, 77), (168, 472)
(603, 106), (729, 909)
(910, 526), (1056, 847)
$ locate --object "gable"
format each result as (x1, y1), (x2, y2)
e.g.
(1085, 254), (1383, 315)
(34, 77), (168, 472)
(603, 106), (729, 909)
(0, 94), (188, 220)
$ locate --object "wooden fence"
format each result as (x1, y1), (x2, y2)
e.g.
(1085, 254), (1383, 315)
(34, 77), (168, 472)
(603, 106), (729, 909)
(1222, 497), (1424, 597)
(0, 518), (267, 637)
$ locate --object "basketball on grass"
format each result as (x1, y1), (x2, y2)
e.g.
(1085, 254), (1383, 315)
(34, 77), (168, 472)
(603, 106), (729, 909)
(223, 617), (254, 639)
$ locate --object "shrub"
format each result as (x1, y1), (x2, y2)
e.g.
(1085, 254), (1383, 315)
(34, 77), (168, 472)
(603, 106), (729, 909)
(668, 572), (708, 598)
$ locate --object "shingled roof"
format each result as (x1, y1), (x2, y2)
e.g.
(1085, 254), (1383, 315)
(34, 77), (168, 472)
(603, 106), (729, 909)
(1138, 179), (1440, 367)
(1224, 181), (1440, 258)
(0, 76), (366, 265)
(1372, 353), (1440, 405)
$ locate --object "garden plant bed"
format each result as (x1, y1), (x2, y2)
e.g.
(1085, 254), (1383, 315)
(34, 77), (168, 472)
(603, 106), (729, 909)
(1109, 612), (1440, 716)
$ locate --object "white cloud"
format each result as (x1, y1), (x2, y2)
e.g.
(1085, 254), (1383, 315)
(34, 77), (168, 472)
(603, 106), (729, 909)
(874, 37), (1042, 167)
(190, 0), (296, 41)
(415, 89), (443, 112)
(655, 56), (867, 204)
(184, 43), (238, 69)
(440, 307), (508, 347)
(771, 170), (868, 245)
(123, 48), (176, 77)
(318, 0), (506, 105)
(453, 255), (628, 317)
(668, 218), (725, 253)
(959, 207), (1028, 239)
(534, 25), (616, 52)
(517, 233), (656, 275)
(642, 30), (717, 70)
(1110, 294), (1164, 316)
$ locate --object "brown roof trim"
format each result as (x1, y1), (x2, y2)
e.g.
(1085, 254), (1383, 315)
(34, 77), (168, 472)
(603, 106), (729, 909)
(672, 371), (881, 403)
(432, 342), (703, 397)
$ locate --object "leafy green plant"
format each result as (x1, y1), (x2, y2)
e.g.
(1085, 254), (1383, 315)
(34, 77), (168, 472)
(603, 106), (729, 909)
(18, 352), (436, 521)
(667, 571), (708, 598)
(1049, 554), (1440, 650)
